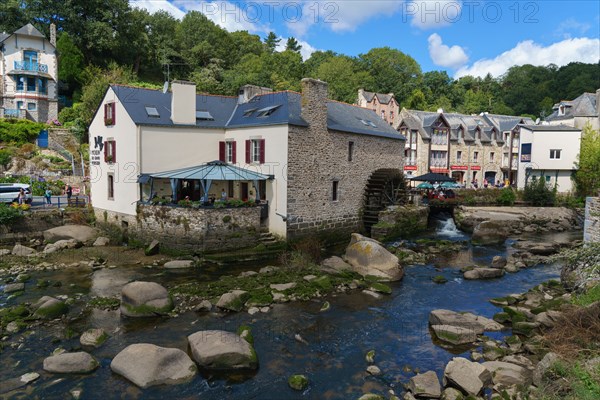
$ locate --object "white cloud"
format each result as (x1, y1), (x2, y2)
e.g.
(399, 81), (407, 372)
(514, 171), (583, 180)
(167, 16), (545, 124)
(455, 37), (600, 78)
(408, 0), (462, 30)
(275, 37), (318, 61)
(288, 0), (403, 37)
(555, 18), (591, 39)
(130, 0), (185, 19)
(428, 33), (468, 68)
(173, 0), (269, 33)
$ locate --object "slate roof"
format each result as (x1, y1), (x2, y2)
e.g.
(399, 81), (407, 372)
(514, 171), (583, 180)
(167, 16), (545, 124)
(14, 23), (45, 38)
(360, 90), (396, 105)
(110, 85), (404, 140)
(546, 92), (598, 121)
(519, 124), (580, 132)
(0, 32), (9, 43)
(481, 113), (535, 132)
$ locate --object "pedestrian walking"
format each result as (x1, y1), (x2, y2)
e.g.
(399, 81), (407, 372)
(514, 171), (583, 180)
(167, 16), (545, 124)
(44, 188), (52, 207)
(65, 185), (73, 202)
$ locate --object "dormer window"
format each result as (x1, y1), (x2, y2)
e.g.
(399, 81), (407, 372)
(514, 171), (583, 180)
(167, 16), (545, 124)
(559, 105), (565, 116)
(196, 110), (214, 121)
(458, 128), (463, 140)
(243, 108), (257, 117)
(256, 105), (281, 117)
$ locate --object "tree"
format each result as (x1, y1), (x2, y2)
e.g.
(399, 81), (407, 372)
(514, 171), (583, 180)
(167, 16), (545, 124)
(56, 32), (84, 93)
(314, 56), (374, 103)
(264, 32), (280, 53)
(573, 123), (600, 197)
(405, 89), (427, 110)
(0, 0), (28, 33)
(285, 37), (302, 53)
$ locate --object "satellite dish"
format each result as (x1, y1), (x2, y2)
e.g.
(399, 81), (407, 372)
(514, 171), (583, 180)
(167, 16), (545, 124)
(162, 81), (169, 94)
(535, 118), (540, 125)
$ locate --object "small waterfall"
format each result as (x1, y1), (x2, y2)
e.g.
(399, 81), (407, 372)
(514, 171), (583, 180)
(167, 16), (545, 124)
(437, 215), (462, 238)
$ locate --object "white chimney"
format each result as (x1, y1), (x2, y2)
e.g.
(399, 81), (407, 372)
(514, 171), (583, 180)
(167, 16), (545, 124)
(50, 23), (56, 47)
(171, 81), (196, 125)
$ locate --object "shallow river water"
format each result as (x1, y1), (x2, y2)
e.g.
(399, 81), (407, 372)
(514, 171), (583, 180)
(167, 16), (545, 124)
(0, 221), (581, 400)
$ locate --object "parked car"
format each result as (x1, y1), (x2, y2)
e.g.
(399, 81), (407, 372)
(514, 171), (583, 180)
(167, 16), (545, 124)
(0, 183), (33, 204)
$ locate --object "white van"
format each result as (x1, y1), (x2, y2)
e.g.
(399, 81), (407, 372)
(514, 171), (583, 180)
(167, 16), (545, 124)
(0, 183), (33, 204)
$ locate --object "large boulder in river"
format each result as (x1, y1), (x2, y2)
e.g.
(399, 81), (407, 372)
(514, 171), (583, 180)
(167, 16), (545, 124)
(187, 330), (258, 370)
(429, 309), (503, 334)
(471, 220), (510, 245)
(216, 290), (250, 312)
(11, 243), (36, 256)
(483, 361), (532, 387)
(43, 352), (98, 374)
(431, 325), (477, 345)
(110, 343), (197, 388)
(43, 239), (81, 254)
(120, 281), (173, 317)
(343, 233), (404, 281)
(33, 296), (68, 319)
(43, 225), (99, 245)
(443, 357), (491, 396)
(464, 268), (504, 280)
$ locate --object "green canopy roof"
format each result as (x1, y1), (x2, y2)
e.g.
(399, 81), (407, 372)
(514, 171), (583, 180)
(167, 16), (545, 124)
(141, 160), (272, 181)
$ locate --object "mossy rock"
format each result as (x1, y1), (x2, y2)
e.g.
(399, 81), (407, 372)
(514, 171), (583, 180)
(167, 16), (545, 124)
(357, 394), (385, 400)
(512, 321), (539, 337)
(122, 299), (173, 317)
(288, 374), (309, 391)
(365, 350), (375, 364)
(369, 282), (392, 294)
(312, 276), (332, 291)
(237, 325), (254, 345)
(502, 307), (527, 323)
(246, 292), (273, 307)
(35, 301), (68, 319)
(432, 275), (448, 284)
(493, 312), (511, 324)
(490, 297), (509, 306)
(531, 298), (566, 314)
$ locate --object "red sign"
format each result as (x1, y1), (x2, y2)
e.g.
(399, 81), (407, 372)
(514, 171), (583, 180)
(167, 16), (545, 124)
(430, 168), (449, 173)
(451, 165), (468, 171)
(404, 166), (418, 171)
(471, 166), (481, 171)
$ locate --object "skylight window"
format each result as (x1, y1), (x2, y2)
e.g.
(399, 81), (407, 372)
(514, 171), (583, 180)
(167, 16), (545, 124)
(196, 110), (214, 121)
(256, 105), (281, 117)
(243, 108), (257, 117)
(358, 118), (377, 127)
(145, 106), (160, 117)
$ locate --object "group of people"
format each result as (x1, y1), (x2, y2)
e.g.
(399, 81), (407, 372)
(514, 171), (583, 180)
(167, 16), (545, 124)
(423, 188), (456, 202)
(41, 184), (72, 207)
(468, 178), (511, 189)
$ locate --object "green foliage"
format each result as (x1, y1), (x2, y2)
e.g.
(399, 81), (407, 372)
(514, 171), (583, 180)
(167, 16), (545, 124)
(285, 37), (302, 53)
(573, 124), (600, 197)
(573, 285), (600, 307)
(0, 149), (12, 169)
(0, 176), (65, 196)
(523, 176), (556, 206)
(264, 32), (280, 53)
(0, 119), (46, 144)
(57, 32), (84, 90)
(496, 187), (516, 206)
(0, 203), (23, 224)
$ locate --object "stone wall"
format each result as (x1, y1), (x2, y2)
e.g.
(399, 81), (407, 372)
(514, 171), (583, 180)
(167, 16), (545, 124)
(94, 205), (262, 252)
(371, 205), (429, 241)
(286, 79), (405, 238)
(584, 197), (600, 243)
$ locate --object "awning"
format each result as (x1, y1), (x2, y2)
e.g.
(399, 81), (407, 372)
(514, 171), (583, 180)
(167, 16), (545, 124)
(410, 172), (456, 182)
(137, 174), (151, 184)
(144, 160), (273, 181)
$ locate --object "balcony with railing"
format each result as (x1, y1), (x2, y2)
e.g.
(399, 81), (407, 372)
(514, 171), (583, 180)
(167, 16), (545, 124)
(0, 108), (26, 119)
(429, 158), (448, 168)
(406, 159), (417, 166)
(13, 61), (49, 74)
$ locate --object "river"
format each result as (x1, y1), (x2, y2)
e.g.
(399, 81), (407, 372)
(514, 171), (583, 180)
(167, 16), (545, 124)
(0, 216), (580, 400)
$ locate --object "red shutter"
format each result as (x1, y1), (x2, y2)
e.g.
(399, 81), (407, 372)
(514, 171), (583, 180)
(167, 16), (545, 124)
(259, 139), (265, 164)
(232, 141), (237, 164)
(111, 103), (116, 125)
(103, 141), (108, 162)
(219, 141), (225, 162)
(245, 140), (251, 164)
(112, 141), (116, 163)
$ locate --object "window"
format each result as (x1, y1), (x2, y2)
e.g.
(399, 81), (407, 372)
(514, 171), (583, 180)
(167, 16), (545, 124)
(23, 50), (38, 67)
(219, 141), (236, 163)
(550, 149), (561, 159)
(16, 101), (24, 109)
(476, 130), (481, 141)
(16, 76), (24, 91)
(458, 128), (463, 140)
(490, 152), (495, 162)
(258, 180), (266, 201)
(545, 176), (551, 182)
(108, 174), (114, 200)
(332, 181), (339, 201)
(457, 151), (462, 162)
(27, 103), (36, 111)
(38, 78), (47, 94)
(246, 139), (265, 164)
(104, 103), (115, 125)
(390, 110), (394, 121)
(243, 108), (257, 117)
(196, 110), (214, 121)
(256, 105), (281, 117)
(381, 110), (385, 120)
(104, 140), (116, 163)
(145, 106), (160, 117)
(27, 77), (36, 92)
(348, 141), (354, 162)
(473, 151), (479, 162)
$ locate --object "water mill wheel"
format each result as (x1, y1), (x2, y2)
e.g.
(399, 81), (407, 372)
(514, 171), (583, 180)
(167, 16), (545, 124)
(362, 169), (408, 235)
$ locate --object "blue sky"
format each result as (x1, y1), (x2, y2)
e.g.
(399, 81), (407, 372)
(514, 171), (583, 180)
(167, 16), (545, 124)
(131, 0), (600, 78)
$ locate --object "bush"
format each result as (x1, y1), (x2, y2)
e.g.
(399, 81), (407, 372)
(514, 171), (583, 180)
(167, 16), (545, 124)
(0, 149), (12, 169)
(556, 193), (585, 209)
(496, 187), (516, 206)
(0, 119), (46, 144)
(0, 203), (23, 224)
(523, 177), (556, 206)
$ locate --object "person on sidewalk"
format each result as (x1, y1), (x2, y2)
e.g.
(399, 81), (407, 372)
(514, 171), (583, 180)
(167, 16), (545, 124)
(44, 188), (52, 207)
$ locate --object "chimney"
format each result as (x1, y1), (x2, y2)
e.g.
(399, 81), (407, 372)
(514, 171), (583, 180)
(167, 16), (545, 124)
(171, 80), (196, 125)
(50, 23), (56, 47)
(300, 78), (328, 130)
(237, 84), (272, 104)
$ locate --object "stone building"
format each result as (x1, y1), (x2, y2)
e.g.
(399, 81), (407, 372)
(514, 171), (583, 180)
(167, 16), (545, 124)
(88, 79), (405, 247)
(398, 109), (533, 185)
(546, 90), (600, 130)
(0, 23), (58, 122)
(356, 89), (400, 127)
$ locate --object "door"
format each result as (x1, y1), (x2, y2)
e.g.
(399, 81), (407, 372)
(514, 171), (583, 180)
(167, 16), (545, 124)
(484, 171), (496, 186)
(241, 182), (248, 201)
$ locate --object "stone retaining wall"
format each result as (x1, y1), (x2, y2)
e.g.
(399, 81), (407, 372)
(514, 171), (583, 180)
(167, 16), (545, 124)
(584, 197), (600, 243)
(94, 205), (262, 252)
(371, 205), (429, 241)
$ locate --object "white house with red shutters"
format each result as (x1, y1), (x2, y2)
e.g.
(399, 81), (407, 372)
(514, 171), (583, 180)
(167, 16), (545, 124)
(88, 80), (405, 239)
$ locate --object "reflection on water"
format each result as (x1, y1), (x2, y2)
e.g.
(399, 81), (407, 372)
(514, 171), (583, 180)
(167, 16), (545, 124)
(0, 229), (580, 399)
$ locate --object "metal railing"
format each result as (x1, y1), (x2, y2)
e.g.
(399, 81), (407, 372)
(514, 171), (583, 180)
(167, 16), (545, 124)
(0, 108), (26, 119)
(14, 61), (48, 73)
